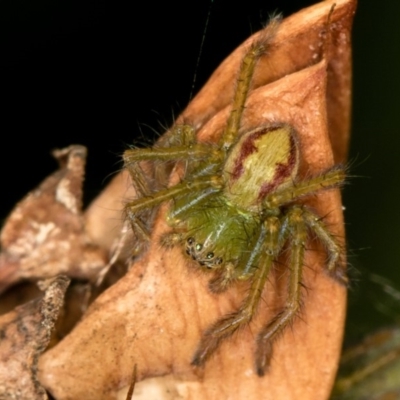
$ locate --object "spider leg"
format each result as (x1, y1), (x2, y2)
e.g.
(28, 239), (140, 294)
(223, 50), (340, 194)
(208, 262), (237, 293)
(192, 216), (280, 366)
(126, 211), (154, 245)
(124, 143), (221, 195)
(124, 144), (219, 164)
(302, 208), (347, 285)
(221, 16), (281, 151)
(158, 124), (197, 147)
(123, 122), (223, 196)
(123, 122), (222, 166)
(255, 206), (306, 375)
(124, 162), (153, 200)
(124, 124), (197, 196)
(125, 175), (224, 241)
(263, 166), (345, 209)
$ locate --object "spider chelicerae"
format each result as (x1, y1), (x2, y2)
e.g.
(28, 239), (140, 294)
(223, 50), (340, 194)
(123, 17), (346, 376)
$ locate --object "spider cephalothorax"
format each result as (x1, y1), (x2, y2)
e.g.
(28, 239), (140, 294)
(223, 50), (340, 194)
(123, 17), (346, 375)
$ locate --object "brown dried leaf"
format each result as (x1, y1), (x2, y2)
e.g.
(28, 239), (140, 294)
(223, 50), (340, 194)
(0, 146), (107, 294)
(0, 275), (70, 399)
(38, 1), (356, 399)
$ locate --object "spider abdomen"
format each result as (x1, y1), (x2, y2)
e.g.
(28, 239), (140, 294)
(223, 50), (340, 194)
(223, 124), (299, 210)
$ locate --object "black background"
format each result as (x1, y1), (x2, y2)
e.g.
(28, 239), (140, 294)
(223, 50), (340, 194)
(1, 0), (400, 344)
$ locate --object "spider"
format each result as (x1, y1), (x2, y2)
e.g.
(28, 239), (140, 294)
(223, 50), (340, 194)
(123, 17), (346, 376)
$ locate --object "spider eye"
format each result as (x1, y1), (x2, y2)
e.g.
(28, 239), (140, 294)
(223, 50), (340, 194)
(195, 243), (203, 251)
(206, 252), (214, 259)
(215, 257), (223, 265)
(187, 237), (195, 245)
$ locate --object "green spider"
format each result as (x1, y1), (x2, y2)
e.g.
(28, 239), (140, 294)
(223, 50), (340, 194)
(123, 17), (346, 376)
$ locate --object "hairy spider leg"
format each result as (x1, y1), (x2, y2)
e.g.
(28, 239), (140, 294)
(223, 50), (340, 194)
(124, 123), (224, 243)
(263, 166), (348, 276)
(262, 166), (346, 282)
(125, 175), (224, 244)
(124, 144), (216, 164)
(221, 16), (281, 152)
(124, 125), (196, 197)
(124, 124), (209, 197)
(263, 166), (345, 209)
(302, 208), (347, 284)
(125, 176), (224, 218)
(156, 124), (198, 148)
(124, 145), (218, 204)
(192, 216), (281, 367)
(255, 206), (306, 375)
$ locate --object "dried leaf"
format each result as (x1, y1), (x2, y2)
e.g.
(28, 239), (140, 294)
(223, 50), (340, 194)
(0, 146), (107, 294)
(0, 275), (70, 399)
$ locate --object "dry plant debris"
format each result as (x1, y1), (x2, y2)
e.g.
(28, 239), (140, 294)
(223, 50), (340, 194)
(0, 276), (70, 399)
(0, 146), (108, 294)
